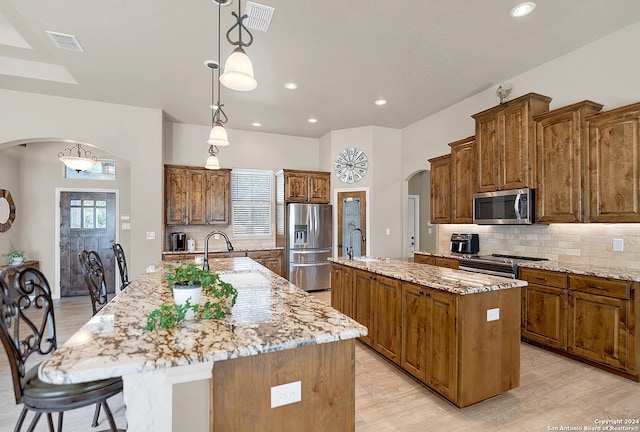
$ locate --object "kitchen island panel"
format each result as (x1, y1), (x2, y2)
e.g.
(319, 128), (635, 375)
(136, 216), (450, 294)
(211, 339), (355, 431)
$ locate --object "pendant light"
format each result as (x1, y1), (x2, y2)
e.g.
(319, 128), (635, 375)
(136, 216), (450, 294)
(219, 0), (257, 91)
(58, 143), (97, 173)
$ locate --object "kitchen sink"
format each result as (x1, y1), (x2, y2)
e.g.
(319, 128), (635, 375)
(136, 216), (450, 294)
(353, 257), (381, 263)
(217, 271), (270, 286)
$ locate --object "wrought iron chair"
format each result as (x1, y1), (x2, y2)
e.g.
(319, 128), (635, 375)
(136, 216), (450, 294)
(111, 243), (130, 290)
(0, 266), (123, 431)
(79, 250), (108, 316)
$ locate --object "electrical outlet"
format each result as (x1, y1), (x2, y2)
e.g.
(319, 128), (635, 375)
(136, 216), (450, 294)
(146, 231), (155, 240)
(487, 308), (500, 322)
(271, 381), (301, 408)
(214, 233), (220, 240)
(613, 238), (624, 252)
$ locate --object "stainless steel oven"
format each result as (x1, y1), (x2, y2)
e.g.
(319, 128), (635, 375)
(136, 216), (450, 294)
(458, 254), (548, 278)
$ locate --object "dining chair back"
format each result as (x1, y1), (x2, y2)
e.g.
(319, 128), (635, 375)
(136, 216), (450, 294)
(0, 266), (123, 431)
(112, 243), (130, 289)
(79, 250), (109, 316)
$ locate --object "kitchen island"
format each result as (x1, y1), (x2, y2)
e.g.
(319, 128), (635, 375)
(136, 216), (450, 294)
(330, 257), (527, 407)
(39, 257), (367, 431)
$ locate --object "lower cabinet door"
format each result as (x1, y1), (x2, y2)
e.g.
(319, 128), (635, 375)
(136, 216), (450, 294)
(401, 282), (427, 381)
(374, 275), (401, 364)
(568, 291), (631, 372)
(354, 270), (375, 347)
(522, 284), (567, 349)
(426, 289), (458, 402)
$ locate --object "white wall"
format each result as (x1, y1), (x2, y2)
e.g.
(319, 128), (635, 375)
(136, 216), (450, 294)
(325, 126), (404, 258)
(0, 89), (163, 284)
(165, 122), (320, 172)
(401, 21), (640, 264)
(0, 146), (22, 258)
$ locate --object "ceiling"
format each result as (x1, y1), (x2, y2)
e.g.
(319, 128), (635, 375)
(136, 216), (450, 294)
(1, 0), (639, 139)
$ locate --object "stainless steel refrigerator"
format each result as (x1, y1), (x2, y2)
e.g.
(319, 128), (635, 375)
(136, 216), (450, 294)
(286, 203), (332, 291)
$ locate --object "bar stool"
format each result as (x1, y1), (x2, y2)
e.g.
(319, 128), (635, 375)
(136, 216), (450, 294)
(0, 266), (124, 431)
(112, 243), (130, 290)
(79, 250), (109, 316)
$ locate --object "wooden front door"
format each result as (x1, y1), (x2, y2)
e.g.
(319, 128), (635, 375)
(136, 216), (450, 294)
(60, 191), (116, 296)
(337, 191), (367, 257)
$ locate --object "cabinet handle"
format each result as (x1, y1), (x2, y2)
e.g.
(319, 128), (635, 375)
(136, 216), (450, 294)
(587, 284), (605, 290)
(419, 290), (425, 295)
(425, 292), (431, 297)
(535, 277), (548, 281)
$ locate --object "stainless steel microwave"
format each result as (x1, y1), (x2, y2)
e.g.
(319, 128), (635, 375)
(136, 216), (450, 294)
(473, 188), (535, 225)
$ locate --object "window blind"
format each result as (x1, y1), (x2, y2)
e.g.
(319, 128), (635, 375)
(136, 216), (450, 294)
(231, 169), (273, 238)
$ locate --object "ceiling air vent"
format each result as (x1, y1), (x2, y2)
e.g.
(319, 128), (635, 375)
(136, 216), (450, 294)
(45, 31), (84, 52)
(244, 2), (275, 32)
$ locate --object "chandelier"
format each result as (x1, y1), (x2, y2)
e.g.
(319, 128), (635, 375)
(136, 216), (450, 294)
(58, 143), (97, 173)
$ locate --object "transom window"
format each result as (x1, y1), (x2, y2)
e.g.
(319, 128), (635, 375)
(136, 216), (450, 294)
(231, 169), (273, 239)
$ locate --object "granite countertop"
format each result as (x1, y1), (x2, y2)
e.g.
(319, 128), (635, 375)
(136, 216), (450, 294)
(163, 247), (284, 255)
(329, 257), (526, 295)
(39, 257), (367, 385)
(414, 250), (640, 282)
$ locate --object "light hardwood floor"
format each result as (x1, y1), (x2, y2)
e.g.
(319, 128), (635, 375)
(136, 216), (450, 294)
(1, 291), (638, 431)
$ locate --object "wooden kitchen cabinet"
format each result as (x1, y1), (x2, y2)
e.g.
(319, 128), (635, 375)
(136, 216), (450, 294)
(374, 275), (401, 365)
(519, 268), (568, 350)
(534, 101), (603, 223)
(449, 136), (476, 223)
(401, 282), (458, 399)
(520, 267), (638, 380)
(164, 165), (230, 225)
(336, 264), (521, 406)
(330, 264), (354, 318)
(276, 169), (331, 204)
(353, 269), (375, 346)
(587, 102), (640, 222)
(568, 275), (634, 374)
(247, 250), (284, 277)
(472, 92), (552, 192)
(435, 257), (459, 270)
(428, 154), (451, 224)
(413, 254), (435, 265)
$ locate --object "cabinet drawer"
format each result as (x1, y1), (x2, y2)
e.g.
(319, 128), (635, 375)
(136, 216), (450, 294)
(435, 257), (459, 270)
(569, 275), (631, 300)
(519, 268), (567, 288)
(414, 255), (435, 265)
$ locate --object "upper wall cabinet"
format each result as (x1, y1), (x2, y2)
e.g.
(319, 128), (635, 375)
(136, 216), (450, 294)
(276, 169), (331, 204)
(164, 165), (230, 225)
(428, 154), (451, 224)
(534, 100), (603, 223)
(588, 102), (640, 223)
(472, 93), (552, 192)
(449, 136), (476, 224)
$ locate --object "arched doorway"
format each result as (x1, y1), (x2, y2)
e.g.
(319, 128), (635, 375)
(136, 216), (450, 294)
(407, 169), (436, 254)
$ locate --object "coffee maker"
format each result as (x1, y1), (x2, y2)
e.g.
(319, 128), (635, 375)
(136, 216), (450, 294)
(449, 233), (479, 254)
(171, 232), (186, 251)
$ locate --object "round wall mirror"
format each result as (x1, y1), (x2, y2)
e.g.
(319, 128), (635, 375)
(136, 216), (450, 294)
(0, 189), (16, 233)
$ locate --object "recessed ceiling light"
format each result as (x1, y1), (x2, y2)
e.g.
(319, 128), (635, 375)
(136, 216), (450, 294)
(510, 2), (536, 18)
(307, 118), (318, 123)
(252, 122), (262, 127)
(374, 99), (387, 106)
(284, 82), (298, 90)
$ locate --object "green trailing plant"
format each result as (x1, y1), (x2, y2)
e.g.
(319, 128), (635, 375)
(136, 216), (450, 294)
(3, 246), (25, 264)
(144, 262), (238, 331)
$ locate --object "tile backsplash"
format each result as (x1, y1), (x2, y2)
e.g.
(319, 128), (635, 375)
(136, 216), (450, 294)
(165, 226), (276, 252)
(438, 224), (640, 270)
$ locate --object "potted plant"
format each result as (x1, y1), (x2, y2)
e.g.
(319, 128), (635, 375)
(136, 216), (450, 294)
(3, 247), (25, 265)
(145, 262), (238, 331)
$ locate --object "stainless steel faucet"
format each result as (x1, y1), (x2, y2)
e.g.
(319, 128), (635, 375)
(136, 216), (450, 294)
(347, 227), (366, 260)
(203, 231), (234, 271)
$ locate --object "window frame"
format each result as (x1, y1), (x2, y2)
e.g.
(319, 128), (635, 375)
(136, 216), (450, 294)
(231, 169), (274, 239)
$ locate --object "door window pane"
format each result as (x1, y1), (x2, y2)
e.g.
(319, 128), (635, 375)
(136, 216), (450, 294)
(342, 198), (362, 256)
(83, 208), (95, 229)
(70, 207), (82, 229)
(96, 208), (107, 229)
